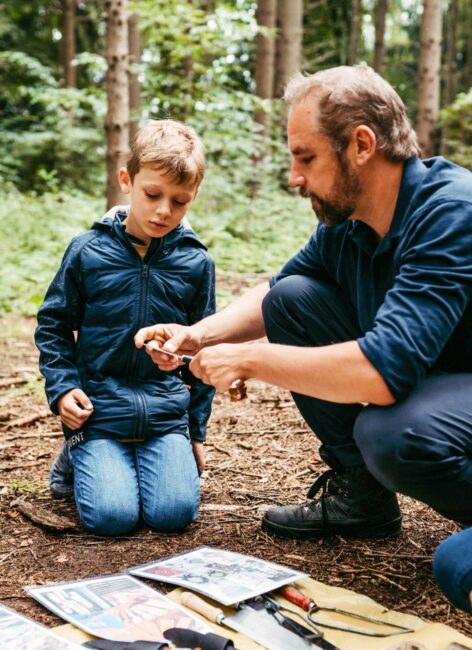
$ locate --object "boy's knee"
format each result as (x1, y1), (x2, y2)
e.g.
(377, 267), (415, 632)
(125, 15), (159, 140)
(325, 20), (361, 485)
(79, 500), (139, 537)
(144, 498), (198, 532)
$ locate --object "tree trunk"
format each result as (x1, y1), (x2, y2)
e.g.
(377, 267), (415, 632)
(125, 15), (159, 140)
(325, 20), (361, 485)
(416, 0), (443, 157)
(273, 0), (303, 98)
(373, 0), (387, 74)
(465, 0), (472, 89)
(128, 12), (141, 144)
(105, 0), (130, 209)
(440, 0), (458, 154)
(254, 0), (277, 135)
(62, 0), (76, 88)
(348, 0), (362, 65)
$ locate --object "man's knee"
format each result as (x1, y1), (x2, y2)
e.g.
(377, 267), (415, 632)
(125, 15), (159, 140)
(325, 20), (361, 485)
(262, 276), (351, 346)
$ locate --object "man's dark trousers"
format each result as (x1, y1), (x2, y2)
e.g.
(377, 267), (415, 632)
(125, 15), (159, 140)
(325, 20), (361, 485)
(262, 274), (472, 525)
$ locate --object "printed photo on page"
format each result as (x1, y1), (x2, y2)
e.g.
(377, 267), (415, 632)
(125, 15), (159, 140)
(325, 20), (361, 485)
(129, 546), (307, 605)
(0, 603), (83, 650)
(26, 574), (210, 642)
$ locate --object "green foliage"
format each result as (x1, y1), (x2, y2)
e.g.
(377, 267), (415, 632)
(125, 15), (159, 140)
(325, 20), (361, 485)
(0, 49), (106, 193)
(440, 89), (472, 170)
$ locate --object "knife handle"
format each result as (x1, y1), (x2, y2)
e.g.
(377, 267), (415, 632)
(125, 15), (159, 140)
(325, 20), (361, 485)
(279, 585), (314, 612)
(181, 591), (224, 624)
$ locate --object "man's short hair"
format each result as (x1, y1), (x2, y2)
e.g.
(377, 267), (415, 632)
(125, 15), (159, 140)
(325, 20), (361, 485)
(127, 119), (205, 185)
(284, 65), (421, 162)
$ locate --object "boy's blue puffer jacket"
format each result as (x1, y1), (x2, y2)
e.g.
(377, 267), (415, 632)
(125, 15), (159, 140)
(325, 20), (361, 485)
(35, 212), (216, 444)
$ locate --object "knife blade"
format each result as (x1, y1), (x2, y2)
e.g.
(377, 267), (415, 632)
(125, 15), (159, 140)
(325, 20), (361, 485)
(180, 591), (314, 650)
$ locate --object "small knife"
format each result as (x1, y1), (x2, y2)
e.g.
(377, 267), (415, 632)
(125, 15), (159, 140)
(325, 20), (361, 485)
(144, 342), (247, 401)
(180, 591), (314, 650)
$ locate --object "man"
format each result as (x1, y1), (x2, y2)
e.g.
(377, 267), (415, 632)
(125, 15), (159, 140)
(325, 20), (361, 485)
(135, 65), (472, 541)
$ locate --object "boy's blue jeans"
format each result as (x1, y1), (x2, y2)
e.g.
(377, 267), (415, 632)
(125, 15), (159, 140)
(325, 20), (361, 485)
(70, 434), (199, 536)
(433, 527), (472, 612)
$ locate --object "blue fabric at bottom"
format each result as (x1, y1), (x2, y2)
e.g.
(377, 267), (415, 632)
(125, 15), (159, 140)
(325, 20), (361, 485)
(70, 435), (199, 536)
(433, 527), (472, 613)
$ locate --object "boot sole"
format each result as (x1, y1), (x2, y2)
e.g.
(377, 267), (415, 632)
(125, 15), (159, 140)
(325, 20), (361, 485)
(261, 515), (402, 540)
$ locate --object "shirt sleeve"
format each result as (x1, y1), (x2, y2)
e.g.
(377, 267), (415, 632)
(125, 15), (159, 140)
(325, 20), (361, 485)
(181, 253), (216, 441)
(34, 238), (85, 414)
(358, 201), (472, 400)
(269, 227), (331, 287)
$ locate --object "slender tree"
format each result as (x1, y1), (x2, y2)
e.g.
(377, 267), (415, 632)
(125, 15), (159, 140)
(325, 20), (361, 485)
(348, 0), (362, 65)
(128, 12), (141, 143)
(373, 0), (387, 74)
(254, 0), (277, 136)
(273, 0), (303, 98)
(62, 0), (76, 88)
(105, 0), (130, 209)
(441, 0), (458, 154)
(416, 0), (443, 157)
(465, 0), (472, 89)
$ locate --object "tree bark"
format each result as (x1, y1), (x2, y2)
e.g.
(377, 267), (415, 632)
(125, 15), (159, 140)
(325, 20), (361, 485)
(128, 12), (141, 144)
(62, 0), (76, 88)
(373, 0), (387, 74)
(273, 0), (303, 98)
(416, 0), (443, 157)
(440, 0), (458, 154)
(105, 0), (130, 209)
(254, 0), (277, 134)
(348, 0), (362, 65)
(465, 0), (472, 89)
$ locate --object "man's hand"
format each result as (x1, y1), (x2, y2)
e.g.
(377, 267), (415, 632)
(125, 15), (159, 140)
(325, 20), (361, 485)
(135, 323), (204, 371)
(190, 343), (250, 393)
(191, 440), (206, 475)
(58, 388), (93, 430)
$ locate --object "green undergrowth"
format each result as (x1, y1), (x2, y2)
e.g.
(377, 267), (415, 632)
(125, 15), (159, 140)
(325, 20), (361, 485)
(0, 171), (315, 315)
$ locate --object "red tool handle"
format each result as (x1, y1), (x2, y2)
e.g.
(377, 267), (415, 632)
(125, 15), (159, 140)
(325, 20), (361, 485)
(279, 585), (315, 611)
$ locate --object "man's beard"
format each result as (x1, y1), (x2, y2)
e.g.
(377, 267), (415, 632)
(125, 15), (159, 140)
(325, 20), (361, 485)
(302, 156), (361, 227)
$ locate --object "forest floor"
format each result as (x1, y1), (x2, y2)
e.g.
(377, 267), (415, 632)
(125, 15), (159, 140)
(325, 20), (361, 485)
(0, 272), (471, 641)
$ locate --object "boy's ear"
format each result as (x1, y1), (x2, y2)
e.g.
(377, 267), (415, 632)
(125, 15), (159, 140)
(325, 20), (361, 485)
(118, 167), (131, 193)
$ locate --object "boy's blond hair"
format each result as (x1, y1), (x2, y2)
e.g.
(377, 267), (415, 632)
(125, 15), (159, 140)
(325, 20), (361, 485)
(127, 119), (205, 186)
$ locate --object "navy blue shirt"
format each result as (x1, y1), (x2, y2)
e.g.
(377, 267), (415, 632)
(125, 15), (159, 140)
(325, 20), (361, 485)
(271, 157), (472, 400)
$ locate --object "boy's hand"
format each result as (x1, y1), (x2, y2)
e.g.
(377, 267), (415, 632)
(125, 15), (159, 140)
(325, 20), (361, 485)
(191, 440), (206, 476)
(135, 323), (203, 371)
(58, 388), (93, 430)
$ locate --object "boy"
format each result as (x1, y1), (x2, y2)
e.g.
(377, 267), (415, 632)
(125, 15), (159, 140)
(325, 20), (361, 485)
(35, 120), (215, 536)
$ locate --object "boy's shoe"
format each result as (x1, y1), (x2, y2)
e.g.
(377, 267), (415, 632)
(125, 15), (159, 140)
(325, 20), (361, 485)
(49, 442), (74, 499)
(262, 466), (402, 539)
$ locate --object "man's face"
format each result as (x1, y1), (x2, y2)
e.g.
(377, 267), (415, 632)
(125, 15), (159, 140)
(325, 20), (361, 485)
(287, 98), (361, 227)
(119, 166), (198, 244)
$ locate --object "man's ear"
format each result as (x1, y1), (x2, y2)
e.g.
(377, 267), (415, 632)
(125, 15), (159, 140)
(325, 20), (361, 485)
(349, 125), (376, 166)
(118, 167), (131, 193)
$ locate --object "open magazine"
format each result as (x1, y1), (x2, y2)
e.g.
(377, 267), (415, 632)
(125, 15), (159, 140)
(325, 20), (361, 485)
(0, 603), (82, 650)
(129, 546), (307, 606)
(26, 574), (210, 643)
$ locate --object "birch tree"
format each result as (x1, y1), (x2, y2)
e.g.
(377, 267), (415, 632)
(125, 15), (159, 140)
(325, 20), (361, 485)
(416, 0), (442, 157)
(105, 0), (130, 209)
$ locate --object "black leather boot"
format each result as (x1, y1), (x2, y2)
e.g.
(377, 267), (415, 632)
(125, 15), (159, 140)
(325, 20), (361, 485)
(262, 466), (402, 539)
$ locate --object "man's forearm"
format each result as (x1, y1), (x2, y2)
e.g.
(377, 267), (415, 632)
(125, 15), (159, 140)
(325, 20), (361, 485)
(195, 281), (270, 346)
(241, 339), (395, 406)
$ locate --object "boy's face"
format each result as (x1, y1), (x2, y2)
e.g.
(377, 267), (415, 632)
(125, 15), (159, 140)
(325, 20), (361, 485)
(118, 165), (198, 244)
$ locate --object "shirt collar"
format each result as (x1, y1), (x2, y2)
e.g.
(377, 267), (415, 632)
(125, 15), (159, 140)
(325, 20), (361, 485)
(349, 157), (426, 255)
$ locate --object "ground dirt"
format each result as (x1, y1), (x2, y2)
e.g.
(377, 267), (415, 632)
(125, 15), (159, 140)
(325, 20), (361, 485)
(0, 272), (471, 641)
